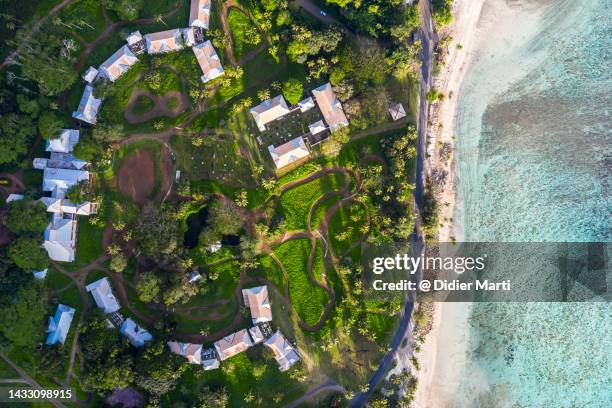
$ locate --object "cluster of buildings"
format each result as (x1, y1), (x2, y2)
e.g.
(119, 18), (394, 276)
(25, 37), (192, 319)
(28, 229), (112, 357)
(45, 277), (153, 347)
(250, 82), (349, 170)
(168, 285), (300, 372)
(73, 0), (222, 125)
(32, 129), (98, 262)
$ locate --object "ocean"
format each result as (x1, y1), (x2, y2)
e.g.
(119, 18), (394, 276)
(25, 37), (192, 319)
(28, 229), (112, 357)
(444, 0), (612, 406)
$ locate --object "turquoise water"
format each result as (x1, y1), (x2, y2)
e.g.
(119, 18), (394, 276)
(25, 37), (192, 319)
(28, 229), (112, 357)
(450, 0), (612, 406)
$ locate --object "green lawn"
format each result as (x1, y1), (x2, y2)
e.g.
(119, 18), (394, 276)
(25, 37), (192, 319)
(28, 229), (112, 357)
(73, 221), (105, 267)
(227, 8), (260, 60)
(131, 95), (155, 115)
(273, 239), (328, 326)
(45, 268), (74, 292)
(310, 193), (343, 229)
(279, 171), (347, 231)
(250, 254), (286, 293)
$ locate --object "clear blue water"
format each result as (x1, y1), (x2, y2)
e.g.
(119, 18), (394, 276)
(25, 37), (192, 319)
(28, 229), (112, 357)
(450, 0), (612, 406)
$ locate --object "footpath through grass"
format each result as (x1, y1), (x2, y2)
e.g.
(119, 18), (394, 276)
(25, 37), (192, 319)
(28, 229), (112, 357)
(279, 171), (347, 231)
(273, 239), (328, 326)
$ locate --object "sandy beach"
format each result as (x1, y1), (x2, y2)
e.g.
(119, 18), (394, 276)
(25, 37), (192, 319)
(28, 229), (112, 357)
(414, 0), (573, 405)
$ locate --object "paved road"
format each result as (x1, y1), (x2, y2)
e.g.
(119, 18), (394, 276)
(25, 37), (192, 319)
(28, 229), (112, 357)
(0, 351), (67, 408)
(296, 0), (340, 25)
(349, 0), (435, 406)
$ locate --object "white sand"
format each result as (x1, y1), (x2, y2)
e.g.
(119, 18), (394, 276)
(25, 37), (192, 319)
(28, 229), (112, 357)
(415, 0), (554, 406)
(427, 0), (487, 243)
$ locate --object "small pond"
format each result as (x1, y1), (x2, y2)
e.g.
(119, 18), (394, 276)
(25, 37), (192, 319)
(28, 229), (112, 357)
(183, 205), (240, 249)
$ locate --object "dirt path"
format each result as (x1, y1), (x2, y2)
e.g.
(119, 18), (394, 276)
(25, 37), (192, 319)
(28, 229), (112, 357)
(0, 352), (68, 408)
(124, 89), (188, 124)
(219, 0), (268, 67)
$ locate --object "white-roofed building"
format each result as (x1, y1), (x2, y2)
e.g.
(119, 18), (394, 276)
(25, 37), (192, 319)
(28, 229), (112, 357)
(72, 85), (102, 124)
(201, 348), (220, 370)
(33, 268), (48, 280)
(308, 120), (327, 135)
(248, 325), (265, 344)
(263, 331), (300, 371)
(120, 318), (153, 347)
(250, 95), (291, 131)
(99, 45), (139, 82)
(82, 67), (98, 83)
(268, 137), (310, 169)
(5, 194), (24, 203)
(168, 342), (202, 364)
(42, 168), (90, 196)
(312, 83), (349, 132)
(39, 197), (97, 216)
(46, 304), (75, 345)
(189, 0), (211, 29)
(43, 214), (77, 262)
(242, 286), (272, 324)
(145, 29), (184, 54)
(86, 277), (120, 314)
(298, 97), (315, 112)
(126, 31), (146, 54)
(46, 129), (79, 153)
(193, 40), (224, 83)
(388, 103), (406, 121)
(214, 329), (253, 360)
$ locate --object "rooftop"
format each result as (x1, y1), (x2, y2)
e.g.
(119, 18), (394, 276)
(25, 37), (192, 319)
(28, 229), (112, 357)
(145, 29), (184, 54)
(72, 85), (102, 124)
(268, 136), (310, 169)
(46, 304), (75, 345)
(86, 277), (121, 314)
(189, 0), (211, 29)
(250, 95), (292, 131)
(214, 329), (253, 360)
(99, 45), (139, 82)
(242, 285), (272, 324)
(312, 83), (349, 132)
(192, 40), (224, 83)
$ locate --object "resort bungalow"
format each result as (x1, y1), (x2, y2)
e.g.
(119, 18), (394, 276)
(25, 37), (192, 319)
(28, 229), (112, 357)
(43, 215), (77, 262)
(35, 130), (96, 262)
(248, 325), (265, 345)
(120, 318), (153, 347)
(268, 136), (310, 169)
(263, 331), (300, 372)
(388, 102), (406, 121)
(189, 0), (211, 29)
(82, 66), (98, 83)
(46, 129), (79, 153)
(192, 40), (224, 83)
(312, 83), (349, 132)
(250, 95), (291, 131)
(201, 348), (220, 370)
(298, 96), (315, 112)
(145, 29), (184, 54)
(242, 285), (272, 324)
(32, 268), (48, 280)
(214, 329), (253, 361)
(72, 85), (102, 124)
(168, 342), (203, 364)
(126, 31), (146, 54)
(99, 45), (139, 82)
(46, 304), (75, 345)
(86, 277), (121, 314)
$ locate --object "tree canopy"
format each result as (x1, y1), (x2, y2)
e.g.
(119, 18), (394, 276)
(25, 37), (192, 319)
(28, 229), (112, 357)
(9, 236), (49, 270)
(0, 283), (47, 347)
(5, 200), (48, 235)
(282, 78), (304, 105)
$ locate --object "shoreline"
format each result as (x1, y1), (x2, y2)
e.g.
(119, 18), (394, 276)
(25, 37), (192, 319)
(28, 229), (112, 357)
(426, 0), (486, 243)
(412, 0), (485, 406)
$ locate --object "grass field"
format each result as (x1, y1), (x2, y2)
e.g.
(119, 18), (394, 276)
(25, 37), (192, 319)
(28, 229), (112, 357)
(250, 254), (286, 293)
(279, 172), (347, 231)
(273, 239), (328, 326)
(227, 8), (260, 60)
(131, 95), (155, 115)
(310, 193), (343, 229)
(328, 200), (368, 256)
